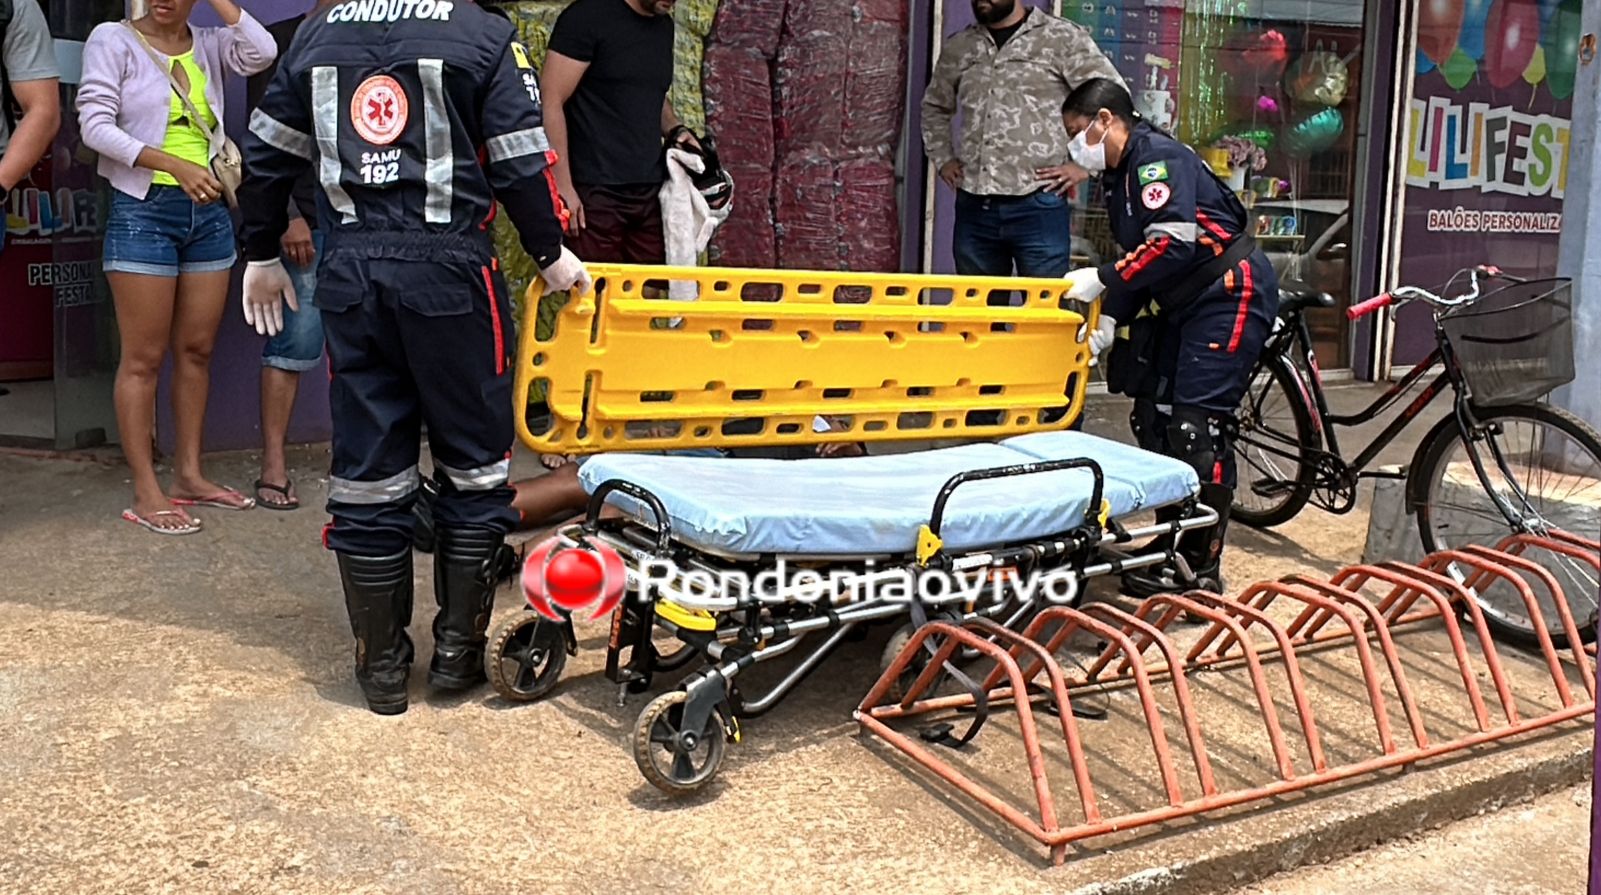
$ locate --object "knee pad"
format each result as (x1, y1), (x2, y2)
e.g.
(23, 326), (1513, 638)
(1167, 405), (1235, 486)
(1129, 400), (1170, 454)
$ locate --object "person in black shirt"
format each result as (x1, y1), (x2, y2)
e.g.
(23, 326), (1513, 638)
(540, 0), (695, 267)
(245, 2), (330, 511)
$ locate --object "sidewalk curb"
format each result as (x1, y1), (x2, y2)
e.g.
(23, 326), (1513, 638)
(1057, 725), (1594, 895)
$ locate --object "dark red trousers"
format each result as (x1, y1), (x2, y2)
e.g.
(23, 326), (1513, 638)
(567, 182), (665, 264)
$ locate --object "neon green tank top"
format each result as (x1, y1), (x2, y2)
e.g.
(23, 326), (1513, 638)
(150, 51), (217, 188)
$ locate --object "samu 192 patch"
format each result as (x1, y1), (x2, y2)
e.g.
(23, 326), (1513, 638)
(1137, 161), (1169, 185)
(1141, 181), (1172, 211)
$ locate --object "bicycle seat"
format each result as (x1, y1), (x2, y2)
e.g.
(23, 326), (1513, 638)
(1279, 285), (1336, 316)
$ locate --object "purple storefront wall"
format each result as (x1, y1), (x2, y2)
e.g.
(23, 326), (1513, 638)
(155, 0), (330, 455)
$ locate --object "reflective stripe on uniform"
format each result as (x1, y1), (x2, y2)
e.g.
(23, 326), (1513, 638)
(249, 109), (314, 160)
(436, 458), (511, 491)
(419, 59), (453, 224)
(1144, 221), (1198, 243)
(329, 467), (421, 505)
(484, 127), (550, 163)
(311, 66), (358, 223)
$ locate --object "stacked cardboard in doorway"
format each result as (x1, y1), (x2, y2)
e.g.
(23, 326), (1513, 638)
(703, 0), (909, 273)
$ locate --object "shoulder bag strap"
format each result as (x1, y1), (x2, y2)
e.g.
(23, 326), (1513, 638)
(124, 21), (224, 155)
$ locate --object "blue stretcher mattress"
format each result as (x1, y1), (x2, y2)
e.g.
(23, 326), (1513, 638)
(576, 431), (1200, 556)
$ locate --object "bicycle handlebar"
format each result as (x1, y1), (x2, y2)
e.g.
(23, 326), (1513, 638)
(1348, 265), (1521, 321)
(1346, 293), (1392, 320)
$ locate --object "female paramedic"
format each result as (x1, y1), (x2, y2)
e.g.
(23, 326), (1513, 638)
(1054, 77), (1279, 597)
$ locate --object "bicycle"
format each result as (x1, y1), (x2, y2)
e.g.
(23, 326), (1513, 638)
(1232, 265), (1601, 648)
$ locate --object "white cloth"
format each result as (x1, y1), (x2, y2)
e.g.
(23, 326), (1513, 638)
(659, 147), (733, 301)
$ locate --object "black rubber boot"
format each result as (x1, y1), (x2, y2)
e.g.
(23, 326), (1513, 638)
(337, 550), (415, 715)
(428, 526), (510, 690)
(1123, 484), (1232, 598)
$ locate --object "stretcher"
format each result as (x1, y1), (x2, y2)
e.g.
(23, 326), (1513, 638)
(491, 266), (1219, 794)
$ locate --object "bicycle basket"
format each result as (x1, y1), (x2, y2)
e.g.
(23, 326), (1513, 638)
(1440, 278), (1574, 407)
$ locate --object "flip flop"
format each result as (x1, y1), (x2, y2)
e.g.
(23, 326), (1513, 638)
(254, 478), (300, 511)
(172, 487), (257, 511)
(122, 507), (203, 536)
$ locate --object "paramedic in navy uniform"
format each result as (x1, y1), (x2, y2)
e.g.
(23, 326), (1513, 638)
(233, 0), (592, 715)
(1058, 77), (1278, 598)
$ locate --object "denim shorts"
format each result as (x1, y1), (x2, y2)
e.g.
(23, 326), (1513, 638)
(263, 230), (326, 371)
(103, 185), (237, 278)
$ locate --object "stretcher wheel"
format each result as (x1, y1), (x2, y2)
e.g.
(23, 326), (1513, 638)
(633, 691), (725, 796)
(488, 611), (567, 702)
(883, 624), (941, 707)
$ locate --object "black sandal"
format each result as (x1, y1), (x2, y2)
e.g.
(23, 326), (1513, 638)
(254, 479), (300, 511)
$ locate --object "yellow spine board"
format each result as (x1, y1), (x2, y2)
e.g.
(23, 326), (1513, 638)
(516, 264), (1099, 454)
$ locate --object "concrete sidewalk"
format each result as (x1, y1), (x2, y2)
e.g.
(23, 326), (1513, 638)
(0, 384), (1591, 894)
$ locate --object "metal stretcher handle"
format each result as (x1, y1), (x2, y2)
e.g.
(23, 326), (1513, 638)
(928, 458), (1107, 539)
(585, 479), (674, 554)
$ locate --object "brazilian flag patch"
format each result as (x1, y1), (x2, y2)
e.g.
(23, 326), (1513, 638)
(1137, 161), (1169, 186)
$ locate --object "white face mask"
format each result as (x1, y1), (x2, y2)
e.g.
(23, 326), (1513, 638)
(1069, 120), (1107, 173)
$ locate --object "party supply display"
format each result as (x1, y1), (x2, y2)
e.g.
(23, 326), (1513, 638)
(1283, 108), (1346, 157)
(1179, 0), (1244, 146)
(1286, 48), (1354, 107)
(1237, 28), (1290, 79)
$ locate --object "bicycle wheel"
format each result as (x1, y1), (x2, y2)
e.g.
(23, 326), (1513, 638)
(1414, 402), (1601, 649)
(1233, 355), (1319, 528)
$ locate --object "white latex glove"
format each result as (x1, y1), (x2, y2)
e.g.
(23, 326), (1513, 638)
(540, 246), (593, 296)
(1089, 315), (1118, 357)
(1063, 266), (1107, 303)
(242, 259), (299, 338)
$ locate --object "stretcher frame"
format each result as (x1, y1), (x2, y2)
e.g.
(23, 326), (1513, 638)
(514, 265), (1098, 454)
(498, 265), (1210, 794)
(496, 455), (1218, 795)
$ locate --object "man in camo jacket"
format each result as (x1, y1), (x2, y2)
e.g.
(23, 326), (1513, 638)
(922, 0), (1123, 279)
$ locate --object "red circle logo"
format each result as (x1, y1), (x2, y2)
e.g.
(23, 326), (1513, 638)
(351, 75), (408, 146)
(522, 538), (628, 622)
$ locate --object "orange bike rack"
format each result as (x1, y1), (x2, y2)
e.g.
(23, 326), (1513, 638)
(855, 533), (1599, 866)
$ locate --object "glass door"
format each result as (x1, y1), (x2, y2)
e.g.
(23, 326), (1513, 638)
(48, 0), (124, 449)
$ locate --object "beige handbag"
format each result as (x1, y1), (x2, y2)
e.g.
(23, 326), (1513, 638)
(126, 21), (243, 207)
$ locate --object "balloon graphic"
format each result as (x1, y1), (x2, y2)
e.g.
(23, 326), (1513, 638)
(1543, 0), (1582, 100)
(1418, 49), (1438, 75)
(1283, 109), (1346, 157)
(1537, 0), (1561, 26)
(1418, 0), (1466, 65)
(1458, 0), (1494, 60)
(1442, 48), (1478, 90)
(1524, 44), (1547, 85)
(1483, 0), (1541, 89)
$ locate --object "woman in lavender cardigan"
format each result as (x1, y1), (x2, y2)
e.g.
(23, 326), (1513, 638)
(77, 0), (275, 534)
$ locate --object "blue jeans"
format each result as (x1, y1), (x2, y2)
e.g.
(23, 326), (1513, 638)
(102, 186), (236, 277)
(263, 230), (326, 372)
(952, 189), (1072, 280)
